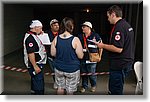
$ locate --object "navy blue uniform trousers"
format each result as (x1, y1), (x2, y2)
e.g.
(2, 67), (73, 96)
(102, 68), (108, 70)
(109, 63), (132, 95)
(28, 64), (44, 95)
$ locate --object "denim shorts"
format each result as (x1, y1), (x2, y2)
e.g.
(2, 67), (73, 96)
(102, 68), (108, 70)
(55, 68), (80, 93)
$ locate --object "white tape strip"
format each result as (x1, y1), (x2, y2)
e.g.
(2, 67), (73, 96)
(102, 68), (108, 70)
(10, 67), (17, 71)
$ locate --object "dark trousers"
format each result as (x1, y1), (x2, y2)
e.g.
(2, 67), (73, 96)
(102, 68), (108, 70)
(109, 63), (133, 95)
(28, 64), (44, 95)
(47, 58), (55, 81)
(81, 62), (97, 89)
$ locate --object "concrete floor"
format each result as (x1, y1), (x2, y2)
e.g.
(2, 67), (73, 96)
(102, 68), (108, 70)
(2, 49), (137, 95)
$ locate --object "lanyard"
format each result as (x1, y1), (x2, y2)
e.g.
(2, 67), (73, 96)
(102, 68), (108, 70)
(83, 35), (87, 49)
(83, 32), (91, 49)
(110, 25), (115, 43)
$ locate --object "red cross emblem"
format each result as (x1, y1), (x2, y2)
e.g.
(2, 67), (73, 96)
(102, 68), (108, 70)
(115, 35), (121, 41)
(29, 43), (33, 47)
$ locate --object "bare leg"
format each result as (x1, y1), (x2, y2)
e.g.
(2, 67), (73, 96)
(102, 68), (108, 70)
(57, 88), (64, 95)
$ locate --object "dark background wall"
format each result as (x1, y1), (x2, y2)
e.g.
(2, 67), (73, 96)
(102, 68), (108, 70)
(3, 2), (143, 62)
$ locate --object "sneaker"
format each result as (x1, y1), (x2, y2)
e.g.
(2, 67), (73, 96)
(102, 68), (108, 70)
(80, 87), (86, 93)
(108, 91), (111, 95)
(91, 87), (96, 92)
(30, 90), (35, 95)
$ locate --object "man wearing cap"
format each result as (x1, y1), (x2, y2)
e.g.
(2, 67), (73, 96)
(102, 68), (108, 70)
(78, 21), (103, 93)
(45, 19), (59, 89)
(23, 20), (47, 94)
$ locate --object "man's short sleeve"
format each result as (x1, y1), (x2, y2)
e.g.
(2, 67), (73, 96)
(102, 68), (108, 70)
(112, 27), (125, 48)
(25, 35), (39, 54)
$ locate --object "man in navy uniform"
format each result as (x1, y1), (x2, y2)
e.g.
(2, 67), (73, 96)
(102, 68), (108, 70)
(94, 5), (135, 95)
(23, 20), (47, 94)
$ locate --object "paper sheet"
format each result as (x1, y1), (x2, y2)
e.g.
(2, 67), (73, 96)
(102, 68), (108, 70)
(37, 33), (51, 45)
(87, 39), (97, 43)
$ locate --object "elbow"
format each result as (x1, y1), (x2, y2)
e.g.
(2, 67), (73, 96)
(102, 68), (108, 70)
(51, 54), (56, 57)
(51, 53), (55, 57)
(51, 51), (56, 57)
(78, 53), (84, 59)
(78, 56), (83, 59)
(80, 54), (84, 59)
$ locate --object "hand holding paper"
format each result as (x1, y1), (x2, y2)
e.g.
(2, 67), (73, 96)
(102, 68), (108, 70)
(87, 39), (104, 49)
(96, 42), (104, 49)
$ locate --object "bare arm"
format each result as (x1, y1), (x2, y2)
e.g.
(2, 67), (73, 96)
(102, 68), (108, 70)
(28, 53), (41, 74)
(97, 42), (123, 53)
(51, 36), (57, 57)
(72, 37), (84, 59)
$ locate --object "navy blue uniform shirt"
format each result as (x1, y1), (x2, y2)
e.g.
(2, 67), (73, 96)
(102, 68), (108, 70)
(78, 32), (101, 61)
(110, 19), (135, 70)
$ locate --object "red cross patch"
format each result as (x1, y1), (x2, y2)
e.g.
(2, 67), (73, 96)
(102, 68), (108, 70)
(115, 35), (121, 41)
(29, 43), (33, 47)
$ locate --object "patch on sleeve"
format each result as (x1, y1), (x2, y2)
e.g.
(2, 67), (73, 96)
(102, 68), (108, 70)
(128, 28), (133, 32)
(29, 43), (33, 47)
(116, 32), (120, 34)
(115, 34), (121, 41)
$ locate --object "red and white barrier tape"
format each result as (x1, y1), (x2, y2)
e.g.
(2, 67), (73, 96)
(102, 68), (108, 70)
(1, 65), (28, 73)
(0, 65), (109, 76)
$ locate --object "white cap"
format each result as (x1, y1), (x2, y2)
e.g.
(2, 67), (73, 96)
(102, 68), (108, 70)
(30, 20), (43, 28)
(50, 19), (59, 25)
(82, 21), (92, 28)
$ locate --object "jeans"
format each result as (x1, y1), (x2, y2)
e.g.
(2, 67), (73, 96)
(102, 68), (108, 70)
(48, 58), (55, 81)
(28, 64), (44, 95)
(81, 62), (97, 89)
(109, 63), (133, 95)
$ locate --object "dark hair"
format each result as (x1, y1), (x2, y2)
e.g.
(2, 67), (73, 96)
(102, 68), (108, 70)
(107, 5), (122, 17)
(59, 17), (74, 34)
